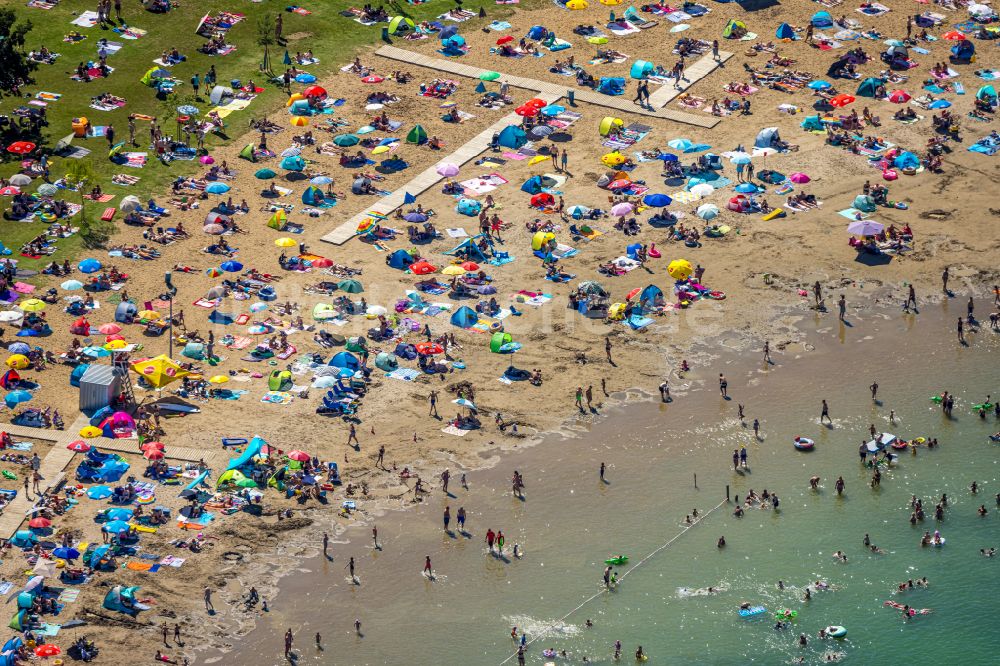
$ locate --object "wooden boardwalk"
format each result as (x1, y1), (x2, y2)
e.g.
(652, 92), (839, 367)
(0, 417), (228, 538)
(320, 45), (731, 247)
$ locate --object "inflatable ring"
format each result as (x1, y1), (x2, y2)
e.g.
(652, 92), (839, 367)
(2, 470), (16, 480)
(707, 290), (726, 300)
(882, 169), (898, 181)
(793, 437), (815, 451)
(890, 440), (908, 450)
(913, 437), (926, 444)
(136, 494), (156, 504)
(825, 625), (847, 638)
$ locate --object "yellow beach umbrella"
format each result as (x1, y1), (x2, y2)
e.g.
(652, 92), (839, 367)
(79, 426), (102, 438)
(291, 116), (308, 127)
(600, 0), (622, 5)
(667, 259), (694, 281)
(19, 299), (45, 312)
(208, 375), (229, 384)
(371, 145), (392, 155)
(275, 237), (296, 247)
(137, 310), (160, 320)
(441, 265), (467, 276)
(103, 339), (127, 350)
(130, 354), (189, 389)
(601, 152), (626, 166)
(567, 0), (588, 8)
(5, 354), (29, 369)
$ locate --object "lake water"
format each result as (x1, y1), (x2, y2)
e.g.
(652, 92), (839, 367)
(230, 300), (1000, 665)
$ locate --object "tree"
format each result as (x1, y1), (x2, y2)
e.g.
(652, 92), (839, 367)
(0, 9), (36, 95)
(64, 160), (115, 248)
(256, 14), (275, 75)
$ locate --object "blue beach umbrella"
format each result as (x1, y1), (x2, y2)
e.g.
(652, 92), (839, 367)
(310, 176), (333, 185)
(81, 346), (111, 358)
(808, 80), (832, 90)
(106, 508), (134, 521)
(667, 138), (693, 151)
(53, 547), (80, 560)
(176, 105), (200, 116)
(295, 73), (317, 83)
(61, 279), (83, 290)
(735, 183), (759, 193)
(540, 104), (565, 116)
(7, 342), (30, 354)
(567, 205), (590, 219)
(928, 100), (951, 109)
(102, 520), (131, 534)
(658, 153), (679, 162)
(87, 485), (113, 499)
(205, 182), (230, 195)
(4, 390), (32, 408)
(78, 258), (102, 273)
(642, 193), (672, 207)
(220, 260), (244, 273)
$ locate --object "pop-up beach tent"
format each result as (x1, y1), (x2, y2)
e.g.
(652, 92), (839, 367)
(497, 125), (527, 149)
(451, 306), (479, 328)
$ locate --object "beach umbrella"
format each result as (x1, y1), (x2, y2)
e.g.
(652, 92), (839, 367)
(567, 205), (590, 218)
(280, 146), (302, 158)
(436, 163), (460, 177)
(337, 279), (363, 293)
(667, 259), (694, 280)
(204, 267), (222, 277)
(642, 193), (672, 207)
(86, 485), (113, 499)
(6, 141), (35, 155)
(250, 302), (268, 313)
(332, 134), (359, 147)
(888, 90), (911, 104)
(667, 138), (693, 151)
(35, 645), (60, 658)
(275, 237), (296, 248)
(104, 339), (126, 350)
(404, 212), (428, 223)
(734, 183), (758, 193)
(53, 547), (80, 560)
(208, 375), (229, 384)
(807, 80), (832, 90)
(205, 182), (230, 195)
(67, 440), (91, 452)
(291, 116), (309, 127)
(530, 126), (554, 139)
(0, 186), (19, 195)
(441, 264), (467, 276)
(0, 312), (23, 323)
(107, 508), (134, 521)
(943, 30), (966, 40)
(6, 343), (29, 354)
(103, 520), (131, 534)
(789, 172), (811, 184)
(496, 36), (514, 45)
(479, 71), (501, 81)
(144, 449), (165, 460)
(200, 155), (215, 165)
(602, 152), (627, 167)
(567, 0), (588, 8)
(254, 169), (277, 180)
(696, 203), (720, 220)
(203, 225), (225, 236)
(830, 94), (855, 107)
(416, 342), (444, 355)
(295, 72), (317, 83)
(9, 174), (31, 186)
(611, 202), (634, 217)
(177, 104), (200, 115)
(311, 258), (334, 268)
(690, 183), (714, 198)
(6, 354), (29, 369)
(929, 100), (951, 109)
(220, 260), (243, 273)
(287, 450), (311, 462)
(453, 398), (478, 411)
(80, 425), (103, 438)
(303, 85), (327, 98)
(847, 219), (884, 236)
(28, 517), (51, 529)
(461, 261), (480, 271)
(280, 155), (306, 171)
(361, 75), (384, 84)
(19, 299), (45, 312)
(37, 183), (58, 197)
(608, 179), (631, 190)
(729, 153), (752, 165)
(515, 106), (538, 117)
(4, 390), (32, 408)
(98, 323), (122, 335)
(78, 258), (102, 273)
(60, 279), (84, 291)
(310, 176), (333, 185)
(141, 441), (165, 451)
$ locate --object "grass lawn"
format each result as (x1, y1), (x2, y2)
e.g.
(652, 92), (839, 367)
(0, 0), (534, 272)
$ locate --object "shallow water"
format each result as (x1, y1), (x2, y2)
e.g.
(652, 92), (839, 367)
(231, 301), (1000, 665)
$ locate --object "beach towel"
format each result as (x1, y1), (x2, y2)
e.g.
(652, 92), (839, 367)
(386, 368), (422, 381)
(838, 208), (872, 220)
(441, 425), (471, 436)
(71, 11), (100, 27)
(57, 588), (80, 603)
(261, 391), (294, 404)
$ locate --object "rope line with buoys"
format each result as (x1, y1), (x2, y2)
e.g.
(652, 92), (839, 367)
(498, 498), (729, 665)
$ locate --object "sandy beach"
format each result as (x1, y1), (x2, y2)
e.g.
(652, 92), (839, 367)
(1, 0), (999, 663)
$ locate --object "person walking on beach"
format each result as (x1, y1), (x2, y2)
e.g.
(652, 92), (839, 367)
(606, 337), (614, 364)
(457, 506), (466, 531)
(575, 386), (584, 412)
(22, 475), (30, 501)
(942, 267), (950, 294)
(560, 150), (568, 173)
(600, 462), (606, 482)
(376, 445), (385, 468)
(712, 39), (720, 61)
(486, 528), (496, 553)
(719, 374), (728, 398)
(346, 556), (356, 581)
(821, 399), (831, 424)
(204, 587), (214, 612)
(284, 628), (293, 659)
(443, 506), (451, 532)
(586, 385), (594, 410)
(162, 622), (169, 646)
(322, 532), (329, 559)
(838, 295), (847, 321)
(441, 469), (450, 494)
(732, 449), (740, 471)
(659, 380), (670, 402)
(957, 317), (965, 344)
(763, 340), (771, 364)
(967, 296), (975, 323)
(905, 284), (917, 311)
(813, 281), (823, 309)
(870, 381), (879, 402)
(347, 424), (359, 449)
(372, 525), (379, 549)
(429, 390), (439, 417)
(423, 556), (433, 575)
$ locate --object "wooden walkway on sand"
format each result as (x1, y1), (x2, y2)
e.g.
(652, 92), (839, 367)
(319, 45), (731, 247)
(0, 417), (228, 538)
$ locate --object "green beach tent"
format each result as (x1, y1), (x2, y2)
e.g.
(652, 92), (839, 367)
(489, 332), (513, 353)
(406, 124), (428, 145)
(722, 19), (748, 39)
(238, 144), (256, 162)
(388, 16), (415, 35)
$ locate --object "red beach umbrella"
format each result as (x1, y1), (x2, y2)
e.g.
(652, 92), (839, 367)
(67, 440), (91, 452)
(35, 645), (60, 658)
(415, 342), (444, 355)
(829, 94), (856, 107)
(141, 441), (166, 451)
(287, 450), (310, 462)
(7, 141), (35, 155)
(460, 261), (480, 271)
(496, 36), (514, 45)
(28, 517), (52, 529)
(303, 85), (327, 98)
(942, 31), (965, 40)
(888, 90), (911, 103)
(144, 449), (165, 460)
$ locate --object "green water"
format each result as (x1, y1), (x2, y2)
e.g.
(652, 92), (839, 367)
(232, 304), (1000, 665)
